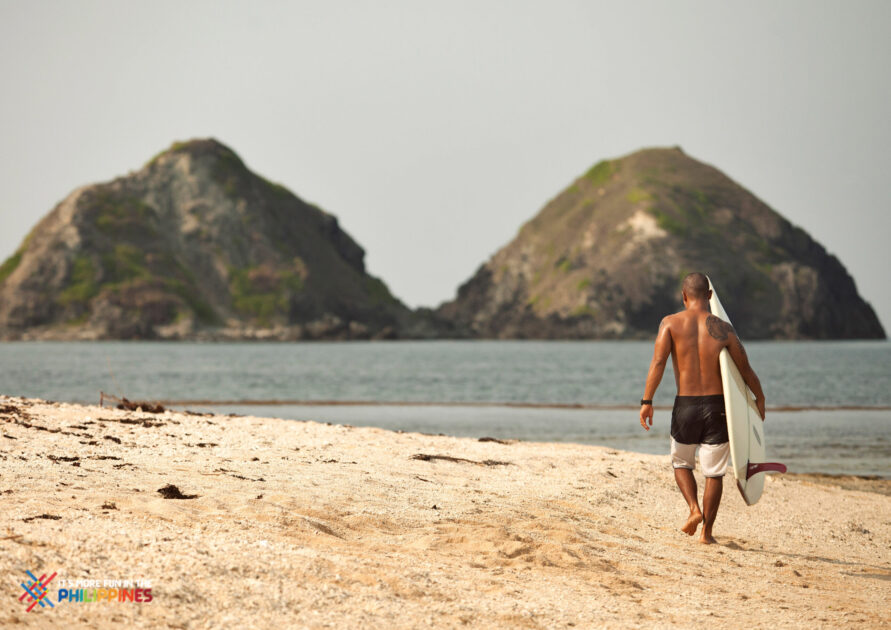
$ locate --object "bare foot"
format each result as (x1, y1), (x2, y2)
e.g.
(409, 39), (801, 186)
(699, 533), (717, 544)
(681, 510), (703, 536)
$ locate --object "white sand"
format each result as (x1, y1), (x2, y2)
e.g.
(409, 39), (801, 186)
(1, 396), (888, 629)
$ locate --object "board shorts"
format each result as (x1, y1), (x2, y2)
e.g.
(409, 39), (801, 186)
(670, 394), (729, 478)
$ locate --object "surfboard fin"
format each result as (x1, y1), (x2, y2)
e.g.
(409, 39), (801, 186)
(746, 462), (787, 479)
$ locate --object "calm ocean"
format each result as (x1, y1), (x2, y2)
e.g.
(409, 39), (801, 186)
(1, 340), (888, 477)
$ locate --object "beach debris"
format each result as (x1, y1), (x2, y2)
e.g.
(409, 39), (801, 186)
(103, 435), (122, 444)
(431, 504), (439, 510)
(410, 453), (512, 467)
(606, 470), (617, 478)
(101, 502), (117, 510)
(100, 391), (165, 414)
(157, 484), (198, 500)
(478, 436), (510, 444)
(302, 517), (343, 538)
(97, 416), (165, 428)
(3, 433), (16, 439)
(847, 521), (871, 535)
(6, 418), (61, 434)
(213, 467), (265, 482)
(22, 514), (62, 523)
(47, 455), (80, 463)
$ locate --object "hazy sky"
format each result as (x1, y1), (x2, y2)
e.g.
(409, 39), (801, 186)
(1, 1), (889, 330)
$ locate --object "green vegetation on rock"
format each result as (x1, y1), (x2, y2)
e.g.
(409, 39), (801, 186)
(584, 160), (615, 187)
(647, 206), (686, 236)
(165, 278), (219, 324)
(212, 146), (249, 198)
(626, 188), (653, 204)
(145, 140), (191, 167)
(365, 276), (397, 306)
(260, 175), (294, 200)
(58, 256), (99, 306)
(229, 263), (305, 325)
(101, 244), (151, 285)
(571, 304), (597, 317)
(0, 251), (22, 285)
(92, 191), (157, 239)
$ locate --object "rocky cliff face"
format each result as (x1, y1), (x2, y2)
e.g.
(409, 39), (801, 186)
(437, 147), (885, 340)
(0, 139), (429, 340)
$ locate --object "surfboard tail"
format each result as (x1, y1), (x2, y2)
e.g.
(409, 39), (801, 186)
(746, 462), (787, 479)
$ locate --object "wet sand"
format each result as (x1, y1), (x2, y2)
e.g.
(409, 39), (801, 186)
(1, 396), (888, 629)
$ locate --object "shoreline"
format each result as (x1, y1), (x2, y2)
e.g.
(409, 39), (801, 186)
(157, 399), (891, 413)
(1, 396), (888, 628)
(784, 473), (891, 496)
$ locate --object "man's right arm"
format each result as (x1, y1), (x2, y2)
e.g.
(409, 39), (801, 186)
(726, 331), (766, 420)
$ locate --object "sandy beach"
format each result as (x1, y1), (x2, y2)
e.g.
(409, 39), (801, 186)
(1, 395), (888, 629)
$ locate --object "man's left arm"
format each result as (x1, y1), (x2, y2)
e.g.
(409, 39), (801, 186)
(640, 318), (672, 431)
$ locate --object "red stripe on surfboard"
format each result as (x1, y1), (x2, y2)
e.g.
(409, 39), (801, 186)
(747, 462), (787, 479)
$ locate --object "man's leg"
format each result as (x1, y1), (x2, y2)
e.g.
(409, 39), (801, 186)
(671, 439), (702, 535)
(674, 467), (703, 535)
(700, 476), (722, 544)
(698, 443), (729, 544)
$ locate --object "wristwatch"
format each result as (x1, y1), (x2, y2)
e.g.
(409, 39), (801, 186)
(640, 399), (652, 405)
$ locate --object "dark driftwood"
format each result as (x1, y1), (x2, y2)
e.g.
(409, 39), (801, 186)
(410, 453), (512, 467)
(100, 391), (165, 414)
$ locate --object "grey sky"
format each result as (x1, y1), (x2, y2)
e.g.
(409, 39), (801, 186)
(1, 0), (889, 331)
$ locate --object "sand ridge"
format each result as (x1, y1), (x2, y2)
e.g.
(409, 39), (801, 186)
(0, 396), (888, 629)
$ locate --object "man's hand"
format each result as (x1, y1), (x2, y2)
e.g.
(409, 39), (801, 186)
(755, 396), (766, 422)
(640, 404), (653, 431)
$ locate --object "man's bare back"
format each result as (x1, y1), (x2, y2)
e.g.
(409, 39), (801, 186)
(641, 302), (765, 424)
(638, 272), (765, 544)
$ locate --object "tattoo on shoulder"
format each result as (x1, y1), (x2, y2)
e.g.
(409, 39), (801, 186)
(706, 315), (734, 341)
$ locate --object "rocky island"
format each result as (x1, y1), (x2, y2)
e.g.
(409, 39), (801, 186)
(437, 147), (885, 339)
(0, 139), (439, 341)
(0, 142), (883, 340)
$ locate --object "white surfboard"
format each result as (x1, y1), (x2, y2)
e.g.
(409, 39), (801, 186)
(707, 277), (785, 505)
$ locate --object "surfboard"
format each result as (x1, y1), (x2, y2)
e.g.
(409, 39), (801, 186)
(707, 277), (786, 505)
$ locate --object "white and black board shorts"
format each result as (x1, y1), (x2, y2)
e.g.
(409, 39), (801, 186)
(670, 395), (729, 478)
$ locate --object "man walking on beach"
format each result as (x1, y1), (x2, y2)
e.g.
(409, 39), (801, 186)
(638, 273), (765, 544)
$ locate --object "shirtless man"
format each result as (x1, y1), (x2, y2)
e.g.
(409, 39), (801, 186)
(639, 272), (765, 544)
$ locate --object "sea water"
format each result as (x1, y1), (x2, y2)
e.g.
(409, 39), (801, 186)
(1, 340), (888, 476)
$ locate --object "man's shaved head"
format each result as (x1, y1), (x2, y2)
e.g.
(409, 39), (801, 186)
(682, 272), (710, 300)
